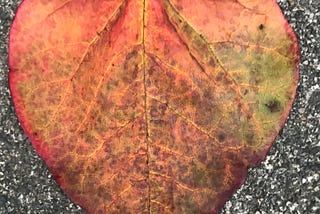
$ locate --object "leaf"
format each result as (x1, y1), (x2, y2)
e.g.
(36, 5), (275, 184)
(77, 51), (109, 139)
(8, 0), (299, 213)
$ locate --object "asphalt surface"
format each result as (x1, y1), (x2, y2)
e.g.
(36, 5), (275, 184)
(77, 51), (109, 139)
(0, 0), (319, 213)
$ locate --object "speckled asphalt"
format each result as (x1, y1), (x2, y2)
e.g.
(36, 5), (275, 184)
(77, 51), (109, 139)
(0, 0), (319, 213)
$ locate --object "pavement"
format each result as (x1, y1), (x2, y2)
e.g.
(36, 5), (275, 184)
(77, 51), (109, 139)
(0, 0), (319, 213)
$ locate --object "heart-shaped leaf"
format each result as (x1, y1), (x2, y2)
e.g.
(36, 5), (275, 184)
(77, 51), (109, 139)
(9, 0), (299, 213)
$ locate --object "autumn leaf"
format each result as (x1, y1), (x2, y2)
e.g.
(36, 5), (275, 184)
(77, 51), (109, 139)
(8, 0), (299, 213)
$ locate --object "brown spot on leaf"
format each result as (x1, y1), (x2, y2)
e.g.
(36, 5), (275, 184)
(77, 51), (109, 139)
(125, 50), (138, 61)
(265, 99), (281, 113)
(259, 24), (265, 30)
(208, 57), (216, 67)
(245, 133), (256, 145)
(218, 133), (226, 142)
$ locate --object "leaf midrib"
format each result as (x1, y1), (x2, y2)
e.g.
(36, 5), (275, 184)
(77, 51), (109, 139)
(141, 0), (151, 213)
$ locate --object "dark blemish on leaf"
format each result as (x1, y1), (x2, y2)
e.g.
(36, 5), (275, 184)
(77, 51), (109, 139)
(153, 147), (160, 156)
(97, 187), (112, 200)
(149, 103), (167, 120)
(182, 23), (193, 37)
(191, 91), (201, 106)
(110, 159), (117, 167)
(125, 50), (138, 60)
(215, 72), (232, 85)
(215, 72), (223, 82)
(190, 171), (206, 188)
(33, 132), (38, 136)
(198, 148), (207, 163)
(84, 134), (95, 144)
(259, 24), (265, 30)
(243, 89), (249, 95)
(132, 64), (139, 79)
(178, 78), (189, 93)
(265, 99), (281, 113)
(115, 204), (129, 213)
(150, 119), (165, 125)
(208, 57), (216, 67)
(203, 89), (216, 101)
(245, 133), (255, 145)
(148, 67), (154, 75)
(218, 133), (226, 142)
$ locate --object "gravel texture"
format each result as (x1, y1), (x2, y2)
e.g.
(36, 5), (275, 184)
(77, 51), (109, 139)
(0, 0), (319, 213)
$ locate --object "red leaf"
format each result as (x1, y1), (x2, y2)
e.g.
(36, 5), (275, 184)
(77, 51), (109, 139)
(9, 0), (299, 213)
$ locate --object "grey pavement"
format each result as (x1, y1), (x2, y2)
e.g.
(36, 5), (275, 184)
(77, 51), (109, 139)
(0, 0), (319, 213)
